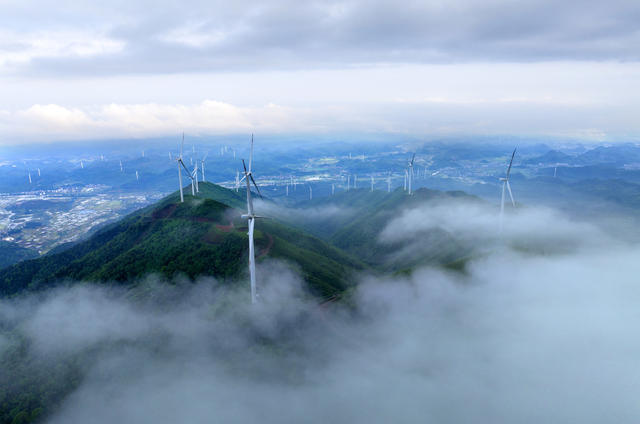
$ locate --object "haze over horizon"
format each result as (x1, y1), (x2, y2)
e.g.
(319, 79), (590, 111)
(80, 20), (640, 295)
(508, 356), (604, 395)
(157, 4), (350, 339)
(1, 0), (640, 144)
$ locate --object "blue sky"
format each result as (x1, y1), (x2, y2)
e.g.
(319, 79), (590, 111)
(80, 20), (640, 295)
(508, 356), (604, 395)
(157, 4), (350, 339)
(1, 0), (639, 143)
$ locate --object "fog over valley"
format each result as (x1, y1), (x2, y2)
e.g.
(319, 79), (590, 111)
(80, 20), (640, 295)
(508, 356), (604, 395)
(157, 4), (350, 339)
(2, 200), (640, 423)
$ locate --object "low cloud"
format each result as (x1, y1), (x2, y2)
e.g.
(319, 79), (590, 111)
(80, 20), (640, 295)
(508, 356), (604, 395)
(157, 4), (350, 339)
(2, 206), (640, 423)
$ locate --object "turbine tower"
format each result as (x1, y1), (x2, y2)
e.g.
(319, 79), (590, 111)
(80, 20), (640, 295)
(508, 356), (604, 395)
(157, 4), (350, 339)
(176, 133), (195, 203)
(240, 134), (263, 304)
(309, 185), (313, 200)
(499, 148), (517, 232)
(407, 154), (415, 195)
(201, 152), (208, 182)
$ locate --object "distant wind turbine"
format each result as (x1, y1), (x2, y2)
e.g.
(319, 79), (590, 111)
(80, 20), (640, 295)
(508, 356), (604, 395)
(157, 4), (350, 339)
(370, 175), (374, 192)
(499, 148), (517, 232)
(309, 185), (313, 200)
(28, 170), (32, 184)
(201, 152), (208, 182)
(407, 154), (415, 195)
(332, 183), (335, 195)
(135, 171), (139, 181)
(176, 133), (195, 202)
(37, 168), (40, 177)
(240, 134), (264, 304)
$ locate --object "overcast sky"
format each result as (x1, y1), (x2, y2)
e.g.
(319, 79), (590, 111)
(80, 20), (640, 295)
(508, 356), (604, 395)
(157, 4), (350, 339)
(1, 0), (639, 143)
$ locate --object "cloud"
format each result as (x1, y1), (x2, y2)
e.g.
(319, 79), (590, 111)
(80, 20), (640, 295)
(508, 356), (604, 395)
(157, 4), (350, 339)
(2, 204), (640, 422)
(1, 0), (639, 77)
(0, 30), (124, 72)
(379, 199), (616, 256)
(6, 100), (311, 140)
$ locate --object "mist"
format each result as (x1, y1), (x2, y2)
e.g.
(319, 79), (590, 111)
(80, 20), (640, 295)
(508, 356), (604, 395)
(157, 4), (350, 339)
(2, 205), (640, 423)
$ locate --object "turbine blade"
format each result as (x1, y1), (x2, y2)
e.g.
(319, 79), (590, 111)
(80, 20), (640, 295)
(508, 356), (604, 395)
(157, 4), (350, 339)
(410, 153), (416, 166)
(249, 134), (254, 173)
(506, 148), (516, 179)
(250, 174), (262, 198)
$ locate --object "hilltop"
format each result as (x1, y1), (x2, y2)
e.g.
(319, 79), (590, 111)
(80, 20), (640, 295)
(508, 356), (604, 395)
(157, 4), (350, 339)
(0, 182), (364, 299)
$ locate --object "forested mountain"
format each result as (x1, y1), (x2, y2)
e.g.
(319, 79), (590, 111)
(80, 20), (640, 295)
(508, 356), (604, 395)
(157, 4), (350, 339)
(0, 182), (364, 299)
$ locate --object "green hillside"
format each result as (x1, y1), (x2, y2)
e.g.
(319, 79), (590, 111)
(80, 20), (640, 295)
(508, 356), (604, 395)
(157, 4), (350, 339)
(0, 182), (364, 299)
(286, 187), (479, 271)
(0, 241), (39, 269)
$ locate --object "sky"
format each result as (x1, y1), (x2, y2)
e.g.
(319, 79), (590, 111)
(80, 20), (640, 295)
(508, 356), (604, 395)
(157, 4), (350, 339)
(1, 0), (639, 143)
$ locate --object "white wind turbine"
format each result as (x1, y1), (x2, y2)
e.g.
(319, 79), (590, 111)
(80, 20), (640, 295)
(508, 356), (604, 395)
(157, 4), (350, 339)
(403, 170), (407, 191)
(176, 133), (195, 202)
(240, 134), (263, 304)
(309, 185), (313, 200)
(201, 152), (208, 182)
(407, 154), (415, 195)
(370, 175), (374, 192)
(235, 170), (240, 192)
(499, 148), (517, 232)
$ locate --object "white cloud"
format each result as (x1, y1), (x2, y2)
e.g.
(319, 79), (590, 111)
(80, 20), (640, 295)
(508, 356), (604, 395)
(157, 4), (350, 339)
(0, 30), (124, 70)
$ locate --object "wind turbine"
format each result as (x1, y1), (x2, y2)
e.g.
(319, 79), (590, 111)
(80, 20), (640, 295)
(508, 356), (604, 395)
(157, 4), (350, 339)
(407, 154), (415, 195)
(37, 168), (41, 177)
(120, 160), (123, 173)
(403, 170), (407, 191)
(176, 133), (195, 203)
(370, 175), (374, 192)
(135, 171), (139, 181)
(309, 185), (313, 200)
(499, 148), (517, 232)
(201, 152), (208, 182)
(235, 171), (240, 192)
(332, 183), (335, 195)
(28, 170), (32, 184)
(240, 134), (263, 304)
(347, 175), (351, 191)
